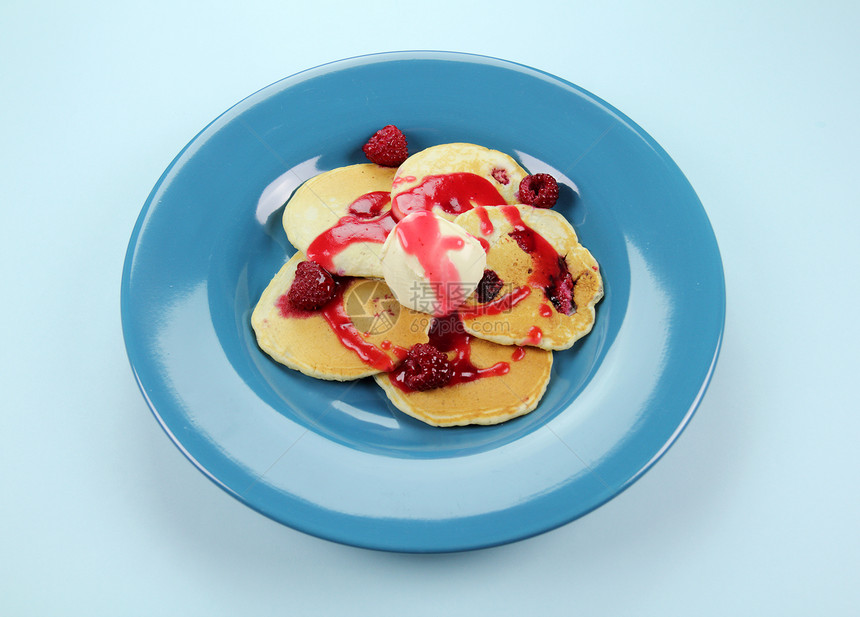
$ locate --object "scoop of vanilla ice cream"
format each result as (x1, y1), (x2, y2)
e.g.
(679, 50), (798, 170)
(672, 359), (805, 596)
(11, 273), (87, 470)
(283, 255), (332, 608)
(381, 211), (487, 316)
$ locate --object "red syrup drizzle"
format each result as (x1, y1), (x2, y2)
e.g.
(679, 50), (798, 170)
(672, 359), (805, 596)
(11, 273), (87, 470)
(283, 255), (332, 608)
(511, 347), (526, 362)
(391, 173), (508, 220)
(499, 205), (564, 289)
(457, 285), (531, 318)
(525, 326), (543, 345)
(276, 279), (395, 372)
(348, 191), (390, 216)
(380, 340), (409, 361)
(499, 205), (575, 315)
(319, 284), (395, 372)
(539, 304), (553, 318)
(474, 206), (495, 236)
(306, 191), (394, 272)
(390, 313), (509, 392)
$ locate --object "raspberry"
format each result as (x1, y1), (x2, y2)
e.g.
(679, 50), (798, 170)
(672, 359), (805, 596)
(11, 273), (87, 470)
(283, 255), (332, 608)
(546, 256), (575, 315)
(491, 167), (510, 185)
(518, 173), (559, 208)
(287, 260), (337, 311)
(399, 343), (453, 391)
(476, 269), (503, 303)
(362, 125), (408, 167)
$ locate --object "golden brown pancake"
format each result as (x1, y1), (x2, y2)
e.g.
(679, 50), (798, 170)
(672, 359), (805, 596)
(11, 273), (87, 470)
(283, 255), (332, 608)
(374, 338), (553, 427)
(282, 164), (396, 278)
(251, 254), (430, 380)
(390, 143), (527, 221)
(454, 205), (603, 351)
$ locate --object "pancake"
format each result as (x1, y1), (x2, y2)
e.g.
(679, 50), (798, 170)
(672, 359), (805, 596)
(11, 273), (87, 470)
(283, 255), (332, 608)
(374, 336), (553, 427)
(282, 164), (396, 278)
(454, 205), (603, 351)
(390, 143), (528, 221)
(251, 254), (430, 380)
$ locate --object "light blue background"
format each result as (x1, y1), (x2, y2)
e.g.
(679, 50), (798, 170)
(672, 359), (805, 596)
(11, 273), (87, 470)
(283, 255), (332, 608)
(1, 1), (858, 615)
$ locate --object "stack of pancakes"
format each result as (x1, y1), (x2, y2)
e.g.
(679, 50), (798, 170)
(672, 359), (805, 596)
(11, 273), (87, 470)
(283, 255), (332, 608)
(252, 142), (603, 426)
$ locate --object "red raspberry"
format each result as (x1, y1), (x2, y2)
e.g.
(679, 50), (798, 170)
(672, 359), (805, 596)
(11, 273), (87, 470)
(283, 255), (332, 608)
(476, 269), (504, 303)
(546, 257), (575, 315)
(491, 167), (510, 185)
(399, 343), (453, 391)
(287, 260), (337, 311)
(518, 173), (559, 208)
(362, 125), (408, 167)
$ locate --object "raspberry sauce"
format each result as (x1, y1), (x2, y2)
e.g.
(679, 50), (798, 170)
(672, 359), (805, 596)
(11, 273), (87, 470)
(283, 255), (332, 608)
(511, 347), (526, 362)
(500, 205), (564, 287)
(319, 286), (396, 372)
(474, 206), (495, 236)
(392, 173), (508, 220)
(539, 303), (553, 318)
(432, 314), (510, 386)
(389, 313), (509, 392)
(427, 311), (468, 352)
(348, 191), (390, 217)
(525, 326), (543, 345)
(457, 285), (531, 318)
(500, 205), (571, 312)
(306, 191), (394, 272)
(380, 340), (409, 361)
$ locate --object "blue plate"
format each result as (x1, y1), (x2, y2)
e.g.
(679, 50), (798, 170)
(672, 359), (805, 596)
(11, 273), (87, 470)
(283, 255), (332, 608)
(121, 51), (724, 552)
